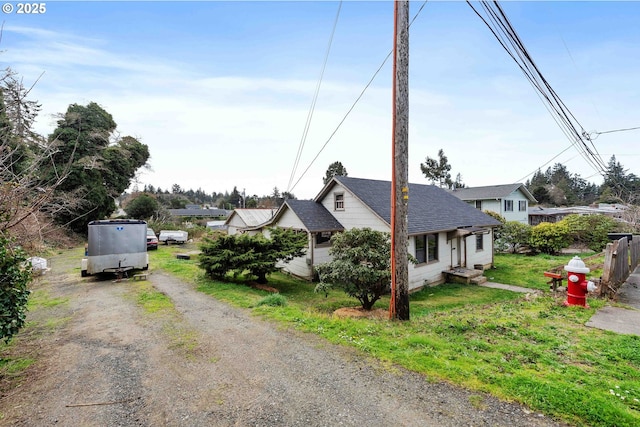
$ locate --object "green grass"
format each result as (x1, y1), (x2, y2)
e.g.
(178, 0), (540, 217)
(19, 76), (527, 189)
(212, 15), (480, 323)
(126, 278), (201, 358)
(27, 289), (69, 310)
(488, 252), (605, 291)
(0, 357), (36, 374)
(136, 288), (173, 313)
(148, 247), (638, 427)
(256, 293), (288, 307)
(1, 282), (72, 386)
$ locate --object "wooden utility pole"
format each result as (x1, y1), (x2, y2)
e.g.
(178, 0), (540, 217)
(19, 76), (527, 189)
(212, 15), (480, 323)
(390, 0), (410, 321)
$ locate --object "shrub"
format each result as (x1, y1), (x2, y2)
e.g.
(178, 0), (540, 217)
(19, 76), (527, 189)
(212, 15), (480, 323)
(560, 214), (618, 252)
(315, 228), (391, 310)
(528, 222), (570, 254)
(0, 237), (32, 343)
(497, 221), (531, 253)
(198, 228), (307, 284)
(484, 210), (506, 224)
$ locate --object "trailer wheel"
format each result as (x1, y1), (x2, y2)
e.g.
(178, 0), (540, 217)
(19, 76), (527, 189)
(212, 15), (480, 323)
(81, 270), (88, 277)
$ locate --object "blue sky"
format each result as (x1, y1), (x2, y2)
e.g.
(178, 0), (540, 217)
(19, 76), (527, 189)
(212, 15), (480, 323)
(3, 1), (639, 200)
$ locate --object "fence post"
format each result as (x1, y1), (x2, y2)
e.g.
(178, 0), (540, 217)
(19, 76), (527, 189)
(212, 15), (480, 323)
(601, 241), (617, 298)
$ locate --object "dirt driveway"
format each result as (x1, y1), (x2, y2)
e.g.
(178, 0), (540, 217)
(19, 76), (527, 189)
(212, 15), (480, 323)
(0, 251), (567, 427)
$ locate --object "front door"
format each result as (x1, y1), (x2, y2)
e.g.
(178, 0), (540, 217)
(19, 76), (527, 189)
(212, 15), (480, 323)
(451, 237), (462, 268)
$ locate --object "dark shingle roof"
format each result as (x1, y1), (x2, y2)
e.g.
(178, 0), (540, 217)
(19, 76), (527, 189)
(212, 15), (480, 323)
(448, 183), (537, 203)
(284, 200), (344, 233)
(330, 176), (501, 235)
(168, 208), (230, 217)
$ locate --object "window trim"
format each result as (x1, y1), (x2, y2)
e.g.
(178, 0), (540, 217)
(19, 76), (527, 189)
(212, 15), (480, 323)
(315, 231), (333, 247)
(334, 193), (344, 211)
(475, 234), (484, 251)
(504, 199), (513, 212)
(415, 233), (439, 264)
(475, 200), (482, 210)
(519, 200), (527, 212)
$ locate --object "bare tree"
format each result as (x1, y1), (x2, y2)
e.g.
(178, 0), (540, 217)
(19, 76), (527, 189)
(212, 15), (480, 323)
(1, 67), (75, 250)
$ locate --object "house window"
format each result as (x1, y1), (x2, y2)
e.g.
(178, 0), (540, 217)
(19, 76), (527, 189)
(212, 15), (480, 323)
(519, 200), (527, 211)
(415, 234), (438, 264)
(475, 200), (482, 210)
(504, 200), (513, 212)
(316, 231), (332, 246)
(334, 193), (344, 211)
(476, 234), (484, 251)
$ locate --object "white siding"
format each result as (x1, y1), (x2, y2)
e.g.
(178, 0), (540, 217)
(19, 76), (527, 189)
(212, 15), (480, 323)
(466, 231), (494, 270)
(407, 233), (452, 290)
(320, 184), (389, 231)
(273, 209), (314, 279)
(280, 234), (333, 281)
(280, 255), (312, 279)
(480, 200), (501, 217)
(501, 190), (529, 224)
(277, 208), (305, 229)
(313, 245), (332, 265)
(226, 215), (247, 235)
(468, 192), (529, 224)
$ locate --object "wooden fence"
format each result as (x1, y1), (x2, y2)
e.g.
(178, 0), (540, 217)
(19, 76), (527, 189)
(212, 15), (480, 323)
(599, 236), (640, 299)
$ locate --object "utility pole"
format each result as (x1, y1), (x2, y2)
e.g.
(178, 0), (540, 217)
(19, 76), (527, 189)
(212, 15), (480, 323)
(390, 0), (410, 321)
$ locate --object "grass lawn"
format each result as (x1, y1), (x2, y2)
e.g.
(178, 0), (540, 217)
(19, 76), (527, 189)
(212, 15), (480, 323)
(149, 246), (638, 427)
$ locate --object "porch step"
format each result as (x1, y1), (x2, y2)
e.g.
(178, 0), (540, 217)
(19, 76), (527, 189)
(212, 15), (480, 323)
(443, 268), (484, 285)
(471, 276), (488, 285)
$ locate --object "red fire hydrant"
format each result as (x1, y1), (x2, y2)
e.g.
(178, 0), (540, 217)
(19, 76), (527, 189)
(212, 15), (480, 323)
(563, 256), (597, 308)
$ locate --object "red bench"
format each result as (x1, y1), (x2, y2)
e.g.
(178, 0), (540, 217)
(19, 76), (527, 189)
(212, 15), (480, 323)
(544, 271), (563, 292)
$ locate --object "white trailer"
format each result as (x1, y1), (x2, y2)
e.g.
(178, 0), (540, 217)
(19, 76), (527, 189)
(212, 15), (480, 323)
(158, 230), (188, 245)
(81, 219), (149, 277)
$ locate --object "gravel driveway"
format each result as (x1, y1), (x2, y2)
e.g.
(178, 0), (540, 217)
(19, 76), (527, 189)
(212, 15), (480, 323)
(0, 253), (568, 427)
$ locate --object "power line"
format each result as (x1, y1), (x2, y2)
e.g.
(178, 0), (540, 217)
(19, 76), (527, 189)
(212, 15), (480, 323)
(288, 0), (430, 194)
(515, 143), (573, 183)
(286, 1), (343, 194)
(467, 1), (612, 183)
(588, 126), (640, 139)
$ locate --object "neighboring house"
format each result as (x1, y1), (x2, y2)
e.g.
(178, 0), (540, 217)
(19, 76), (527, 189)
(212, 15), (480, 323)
(168, 208), (231, 218)
(225, 208), (277, 235)
(206, 220), (228, 231)
(263, 200), (344, 279)
(449, 183), (537, 224)
(528, 204), (628, 226)
(258, 176), (501, 291)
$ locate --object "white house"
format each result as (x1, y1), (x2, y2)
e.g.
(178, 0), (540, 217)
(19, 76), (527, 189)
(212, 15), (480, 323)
(259, 176), (502, 291)
(449, 183), (537, 224)
(225, 208), (277, 235)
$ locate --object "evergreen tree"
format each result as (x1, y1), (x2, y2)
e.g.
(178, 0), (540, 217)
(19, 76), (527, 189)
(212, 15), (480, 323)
(125, 193), (159, 219)
(420, 149), (452, 188)
(44, 102), (150, 233)
(323, 161), (348, 185)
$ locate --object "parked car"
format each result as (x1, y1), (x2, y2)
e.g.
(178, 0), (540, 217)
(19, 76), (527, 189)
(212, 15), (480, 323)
(158, 230), (188, 245)
(146, 228), (158, 250)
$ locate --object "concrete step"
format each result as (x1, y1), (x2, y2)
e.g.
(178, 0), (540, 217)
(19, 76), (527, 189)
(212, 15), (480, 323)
(471, 276), (488, 285)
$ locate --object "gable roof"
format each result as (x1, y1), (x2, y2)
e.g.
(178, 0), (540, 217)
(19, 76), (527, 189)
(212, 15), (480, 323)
(275, 200), (344, 233)
(224, 208), (277, 227)
(448, 183), (537, 203)
(317, 176), (501, 235)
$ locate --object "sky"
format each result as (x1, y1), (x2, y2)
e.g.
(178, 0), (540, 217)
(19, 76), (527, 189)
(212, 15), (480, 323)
(2, 1), (639, 201)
